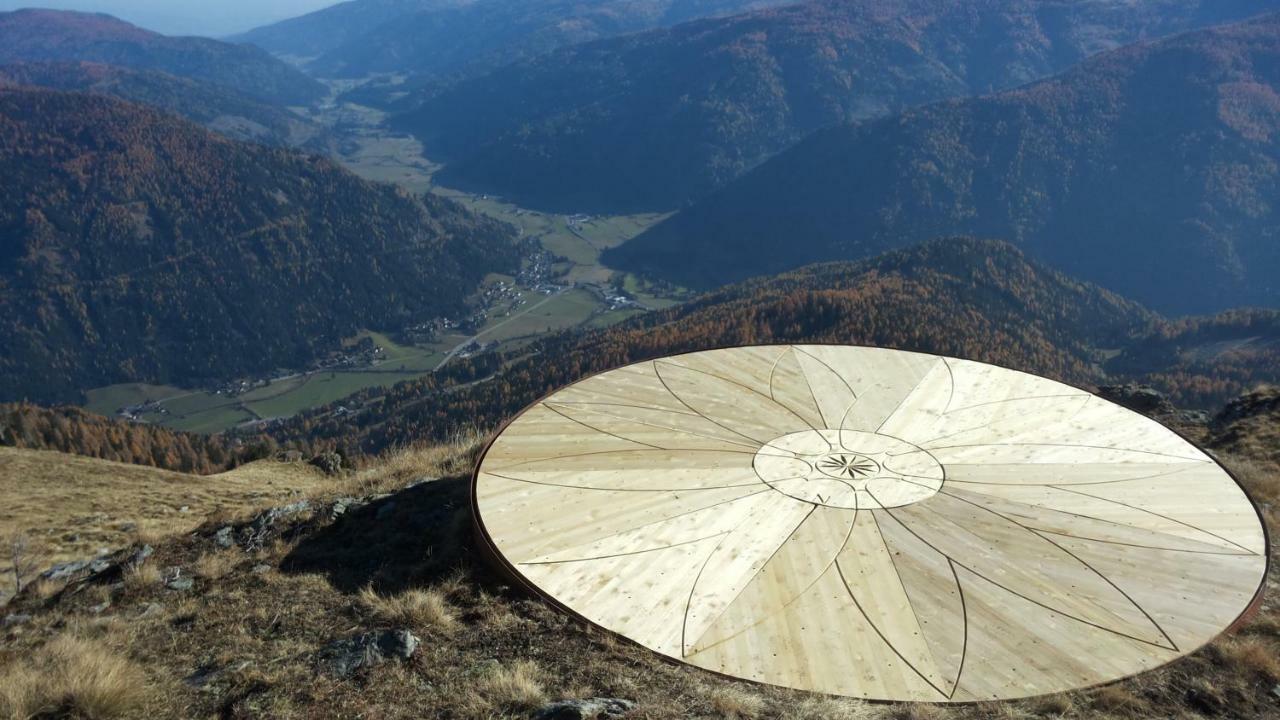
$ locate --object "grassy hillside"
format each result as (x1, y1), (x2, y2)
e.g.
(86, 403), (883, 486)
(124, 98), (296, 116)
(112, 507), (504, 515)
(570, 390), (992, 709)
(0, 9), (324, 105)
(400, 0), (1280, 213)
(0, 62), (327, 150)
(607, 12), (1280, 313)
(0, 87), (520, 404)
(0, 446), (330, 603)
(0, 414), (1274, 719)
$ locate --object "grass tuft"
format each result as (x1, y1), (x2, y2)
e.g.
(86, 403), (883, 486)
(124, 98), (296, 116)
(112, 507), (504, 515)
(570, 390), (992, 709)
(357, 585), (455, 630)
(0, 635), (147, 719)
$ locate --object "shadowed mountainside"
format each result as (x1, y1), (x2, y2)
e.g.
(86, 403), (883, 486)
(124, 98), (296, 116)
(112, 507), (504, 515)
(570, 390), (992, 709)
(399, 0), (1280, 213)
(0, 61), (327, 149)
(607, 12), (1280, 314)
(0, 87), (520, 404)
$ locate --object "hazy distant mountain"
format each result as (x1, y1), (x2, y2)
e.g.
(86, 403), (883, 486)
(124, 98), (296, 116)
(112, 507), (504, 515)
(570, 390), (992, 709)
(244, 0), (798, 82)
(398, 0), (1280, 213)
(235, 0), (470, 60)
(0, 9), (324, 105)
(607, 13), (1280, 314)
(0, 87), (520, 403)
(0, 62), (327, 149)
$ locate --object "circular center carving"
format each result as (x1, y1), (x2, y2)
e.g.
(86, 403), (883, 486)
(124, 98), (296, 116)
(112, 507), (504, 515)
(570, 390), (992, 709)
(752, 429), (943, 509)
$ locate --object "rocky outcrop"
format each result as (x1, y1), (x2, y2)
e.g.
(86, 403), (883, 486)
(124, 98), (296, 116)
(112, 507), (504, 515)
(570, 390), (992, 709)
(319, 629), (420, 677)
(533, 698), (635, 720)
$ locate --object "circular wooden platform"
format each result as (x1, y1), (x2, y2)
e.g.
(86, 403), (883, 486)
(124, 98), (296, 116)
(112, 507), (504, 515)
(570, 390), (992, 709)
(473, 345), (1267, 702)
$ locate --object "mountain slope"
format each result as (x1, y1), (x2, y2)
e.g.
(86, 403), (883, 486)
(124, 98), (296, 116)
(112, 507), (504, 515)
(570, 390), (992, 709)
(234, 0), (468, 60)
(266, 0), (799, 82)
(607, 12), (1280, 313)
(0, 9), (324, 105)
(267, 238), (1158, 454)
(0, 88), (520, 404)
(399, 0), (1280, 213)
(0, 62), (327, 149)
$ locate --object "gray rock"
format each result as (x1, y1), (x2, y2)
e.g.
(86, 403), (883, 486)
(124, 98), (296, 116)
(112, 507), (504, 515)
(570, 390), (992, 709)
(89, 601), (111, 614)
(320, 628), (420, 677)
(533, 698), (636, 720)
(42, 557), (112, 581)
(330, 497), (365, 520)
(251, 563), (272, 575)
(242, 500), (311, 551)
(166, 576), (194, 592)
(3, 613), (32, 627)
(1097, 384), (1175, 416)
(213, 526), (235, 549)
(1272, 683), (1280, 700)
(129, 544), (154, 567)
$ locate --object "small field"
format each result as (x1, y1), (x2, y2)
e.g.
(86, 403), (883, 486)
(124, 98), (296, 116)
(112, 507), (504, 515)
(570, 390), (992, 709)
(0, 446), (331, 602)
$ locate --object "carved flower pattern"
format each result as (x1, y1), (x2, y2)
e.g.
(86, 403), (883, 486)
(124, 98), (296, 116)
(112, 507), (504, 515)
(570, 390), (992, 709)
(475, 346), (1266, 702)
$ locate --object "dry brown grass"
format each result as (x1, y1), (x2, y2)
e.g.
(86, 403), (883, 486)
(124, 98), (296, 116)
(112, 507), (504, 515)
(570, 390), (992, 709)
(466, 659), (547, 714)
(339, 429), (487, 498)
(0, 447), (329, 585)
(192, 550), (237, 580)
(0, 635), (147, 719)
(706, 685), (766, 718)
(121, 562), (163, 592)
(357, 585), (455, 630)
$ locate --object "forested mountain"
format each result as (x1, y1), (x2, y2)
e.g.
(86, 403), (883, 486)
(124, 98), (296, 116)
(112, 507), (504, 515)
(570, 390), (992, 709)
(0, 403), (280, 474)
(0, 9), (324, 105)
(243, 0), (798, 83)
(0, 88), (520, 404)
(398, 0), (1280, 213)
(0, 62), (327, 149)
(264, 238), (1162, 454)
(607, 13), (1280, 313)
(234, 0), (468, 60)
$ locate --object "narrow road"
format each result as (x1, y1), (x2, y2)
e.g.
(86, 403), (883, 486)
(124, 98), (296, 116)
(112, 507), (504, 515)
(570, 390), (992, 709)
(435, 288), (567, 371)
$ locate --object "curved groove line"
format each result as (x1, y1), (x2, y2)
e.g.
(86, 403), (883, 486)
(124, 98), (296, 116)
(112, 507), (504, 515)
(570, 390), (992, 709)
(946, 559), (968, 700)
(942, 393), (1089, 416)
(1031, 528), (1258, 556)
(937, 483), (1255, 555)
(545, 401), (763, 451)
(773, 347), (825, 429)
(686, 504), (860, 657)
(520, 532), (729, 565)
(681, 501), (789, 658)
(874, 498), (1176, 652)
(483, 470), (766, 493)
(1030, 528), (1180, 652)
(542, 402), (665, 451)
(919, 395), (1091, 448)
(1048, 485), (1258, 555)
(942, 464), (1197, 487)
(834, 556), (950, 699)
(656, 358), (823, 435)
(925, 442), (1210, 463)
(917, 489), (1178, 651)
(793, 345), (863, 435)
(487, 446), (792, 473)
(875, 359), (945, 434)
(651, 361), (774, 446)
(941, 358), (956, 414)
(683, 504), (818, 654)
(553, 400), (701, 417)
(869, 508), (960, 694)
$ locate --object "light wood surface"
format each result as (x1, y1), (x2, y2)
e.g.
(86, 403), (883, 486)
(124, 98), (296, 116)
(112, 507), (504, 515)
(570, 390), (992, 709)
(474, 345), (1267, 702)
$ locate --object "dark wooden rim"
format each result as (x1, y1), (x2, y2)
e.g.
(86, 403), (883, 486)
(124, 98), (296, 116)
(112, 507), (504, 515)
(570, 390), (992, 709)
(468, 341), (1272, 705)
